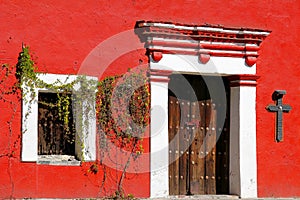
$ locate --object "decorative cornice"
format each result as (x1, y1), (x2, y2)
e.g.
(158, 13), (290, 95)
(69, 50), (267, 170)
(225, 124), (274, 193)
(228, 74), (260, 87)
(149, 69), (172, 83)
(136, 21), (271, 67)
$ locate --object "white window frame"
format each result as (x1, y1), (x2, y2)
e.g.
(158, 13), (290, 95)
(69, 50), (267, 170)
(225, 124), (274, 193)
(21, 73), (97, 163)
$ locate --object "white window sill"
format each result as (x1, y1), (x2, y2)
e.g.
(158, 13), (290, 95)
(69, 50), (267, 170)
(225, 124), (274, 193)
(37, 155), (81, 166)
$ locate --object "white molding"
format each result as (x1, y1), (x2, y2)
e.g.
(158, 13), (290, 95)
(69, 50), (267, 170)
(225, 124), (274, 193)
(137, 21), (270, 68)
(21, 73), (97, 162)
(150, 80), (169, 197)
(151, 54), (256, 75)
(149, 54), (257, 198)
(230, 86), (257, 198)
(141, 21), (270, 36)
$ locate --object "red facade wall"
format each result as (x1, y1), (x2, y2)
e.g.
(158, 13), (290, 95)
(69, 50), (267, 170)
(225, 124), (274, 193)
(0, 0), (300, 198)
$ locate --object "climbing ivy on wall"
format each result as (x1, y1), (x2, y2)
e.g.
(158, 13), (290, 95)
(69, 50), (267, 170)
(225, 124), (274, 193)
(0, 45), (150, 199)
(96, 68), (150, 197)
(97, 70), (149, 154)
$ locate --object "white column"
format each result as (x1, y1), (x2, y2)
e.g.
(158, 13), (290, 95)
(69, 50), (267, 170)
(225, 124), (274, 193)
(229, 75), (259, 198)
(150, 69), (172, 198)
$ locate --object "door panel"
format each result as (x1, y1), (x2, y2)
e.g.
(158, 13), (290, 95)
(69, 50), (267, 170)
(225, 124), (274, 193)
(189, 100), (205, 194)
(168, 74), (229, 195)
(178, 99), (189, 195)
(169, 96), (180, 195)
(204, 100), (216, 194)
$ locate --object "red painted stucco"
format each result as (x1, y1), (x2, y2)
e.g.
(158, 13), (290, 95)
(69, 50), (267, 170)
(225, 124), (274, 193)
(0, 0), (300, 198)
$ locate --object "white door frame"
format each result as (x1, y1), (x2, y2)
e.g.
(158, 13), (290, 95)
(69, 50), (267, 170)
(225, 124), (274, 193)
(134, 21), (270, 198)
(149, 55), (259, 198)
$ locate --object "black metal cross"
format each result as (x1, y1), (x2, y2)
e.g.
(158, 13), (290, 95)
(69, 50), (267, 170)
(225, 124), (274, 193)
(266, 90), (291, 142)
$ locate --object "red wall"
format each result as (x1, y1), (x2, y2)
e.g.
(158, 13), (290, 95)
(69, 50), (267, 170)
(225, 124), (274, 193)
(0, 0), (300, 198)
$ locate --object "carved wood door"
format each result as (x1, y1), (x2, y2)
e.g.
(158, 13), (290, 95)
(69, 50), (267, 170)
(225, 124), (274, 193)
(168, 75), (229, 195)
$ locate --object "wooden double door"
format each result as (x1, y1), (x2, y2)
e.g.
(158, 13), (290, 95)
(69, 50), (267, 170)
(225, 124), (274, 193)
(168, 75), (229, 195)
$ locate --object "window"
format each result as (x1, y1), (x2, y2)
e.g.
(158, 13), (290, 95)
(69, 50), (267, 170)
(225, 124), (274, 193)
(38, 92), (75, 155)
(21, 74), (97, 164)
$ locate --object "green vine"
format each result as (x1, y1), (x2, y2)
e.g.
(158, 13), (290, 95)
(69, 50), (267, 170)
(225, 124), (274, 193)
(97, 69), (149, 154)
(16, 46), (100, 140)
(96, 67), (150, 197)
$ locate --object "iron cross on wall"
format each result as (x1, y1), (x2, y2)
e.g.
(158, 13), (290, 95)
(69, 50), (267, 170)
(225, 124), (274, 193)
(266, 90), (292, 142)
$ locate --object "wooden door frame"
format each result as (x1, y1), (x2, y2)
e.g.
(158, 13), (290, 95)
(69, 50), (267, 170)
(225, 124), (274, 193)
(149, 55), (259, 198)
